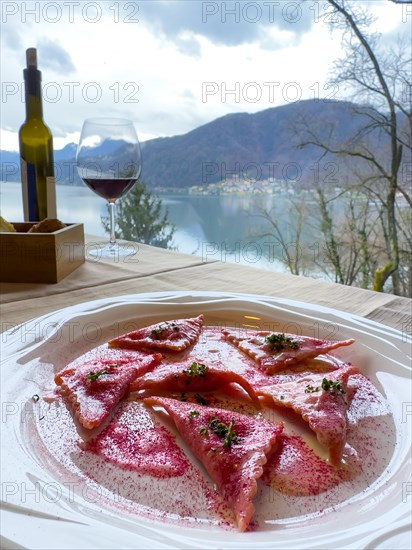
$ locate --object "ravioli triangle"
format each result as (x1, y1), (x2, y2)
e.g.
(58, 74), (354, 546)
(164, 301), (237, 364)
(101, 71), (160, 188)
(132, 358), (260, 406)
(222, 329), (355, 373)
(145, 396), (283, 531)
(55, 353), (160, 429)
(109, 315), (204, 351)
(258, 365), (359, 464)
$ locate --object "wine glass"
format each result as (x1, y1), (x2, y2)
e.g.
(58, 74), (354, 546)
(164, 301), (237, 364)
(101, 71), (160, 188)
(76, 117), (142, 258)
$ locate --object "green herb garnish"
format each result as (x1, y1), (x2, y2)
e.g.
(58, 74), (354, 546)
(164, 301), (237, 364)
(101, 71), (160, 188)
(151, 325), (166, 339)
(208, 416), (227, 438)
(208, 416), (240, 449)
(265, 333), (300, 352)
(151, 322), (180, 339)
(321, 378), (345, 394)
(183, 362), (209, 378)
(223, 419), (237, 449)
(200, 427), (209, 436)
(189, 410), (199, 419)
(86, 370), (108, 382)
(305, 378), (345, 395)
(304, 384), (320, 393)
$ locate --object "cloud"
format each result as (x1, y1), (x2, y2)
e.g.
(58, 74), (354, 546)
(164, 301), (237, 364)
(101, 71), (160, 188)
(174, 32), (203, 57)
(0, 24), (24, 51)
(136, 0), (314, 54)
(36, 39), (76, 74)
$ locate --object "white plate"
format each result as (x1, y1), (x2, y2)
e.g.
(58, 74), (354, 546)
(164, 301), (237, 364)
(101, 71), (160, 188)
(1, 291), (411, 550)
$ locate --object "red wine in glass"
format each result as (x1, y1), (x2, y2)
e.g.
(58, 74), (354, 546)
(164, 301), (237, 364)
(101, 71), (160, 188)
(83, 178), (136, 201)
(76, 117), (142, 258)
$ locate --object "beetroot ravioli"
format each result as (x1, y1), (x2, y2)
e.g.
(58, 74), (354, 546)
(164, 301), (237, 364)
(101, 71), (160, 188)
(222, 329), (355, 373)
(108, 315), (204, 352)
(145, 396), (283, 532)
(258, 365), (359, 465)
(131, 358), (260, 406)
(51, 314), (374, 532)
(54, 354), (161, 429)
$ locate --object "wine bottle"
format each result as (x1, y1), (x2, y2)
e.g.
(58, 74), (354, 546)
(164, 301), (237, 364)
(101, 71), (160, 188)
(19, 48), (56, 221)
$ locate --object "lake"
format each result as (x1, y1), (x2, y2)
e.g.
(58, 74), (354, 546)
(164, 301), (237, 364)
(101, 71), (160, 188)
(1, 182), (320, 272)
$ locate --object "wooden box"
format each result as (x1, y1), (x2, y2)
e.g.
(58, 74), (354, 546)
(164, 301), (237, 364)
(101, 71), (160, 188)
(0, 223), (85, 283)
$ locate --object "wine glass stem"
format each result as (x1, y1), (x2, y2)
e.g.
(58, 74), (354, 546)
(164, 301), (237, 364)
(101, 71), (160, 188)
(108, 201), (116, 245)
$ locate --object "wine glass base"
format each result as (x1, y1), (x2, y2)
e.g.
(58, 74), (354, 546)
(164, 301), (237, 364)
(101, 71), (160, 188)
(88, 242), (137, 259)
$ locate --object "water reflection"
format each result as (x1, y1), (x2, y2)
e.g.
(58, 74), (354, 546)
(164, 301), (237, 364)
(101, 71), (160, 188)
(1, 183), (305, 270)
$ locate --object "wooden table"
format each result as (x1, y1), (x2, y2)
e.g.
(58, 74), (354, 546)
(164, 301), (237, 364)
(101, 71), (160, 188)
(1, 236), (410, 332)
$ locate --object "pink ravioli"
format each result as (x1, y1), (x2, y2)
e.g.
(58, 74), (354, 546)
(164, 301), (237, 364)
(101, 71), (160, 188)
(258, 365), (359, 465)
(131, 358), (260, 406)
(54, 354), (161, 429)
(108, 315), (204, 352)
(222, 329), (355, 373)
(83, 400), (189, 477)
(145, 396), (283, 531)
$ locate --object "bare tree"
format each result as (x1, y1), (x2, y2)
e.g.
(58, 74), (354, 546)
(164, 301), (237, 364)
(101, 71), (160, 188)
(298, 0), (411, 295)
(312, 185), (382, 287)
(250, 196), (309, 276)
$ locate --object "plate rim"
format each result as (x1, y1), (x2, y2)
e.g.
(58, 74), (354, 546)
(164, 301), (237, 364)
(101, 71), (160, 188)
(1, 290), (411, 550)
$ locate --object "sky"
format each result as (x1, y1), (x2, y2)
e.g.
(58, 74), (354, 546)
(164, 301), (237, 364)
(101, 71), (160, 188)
(0, 0), (410, 151)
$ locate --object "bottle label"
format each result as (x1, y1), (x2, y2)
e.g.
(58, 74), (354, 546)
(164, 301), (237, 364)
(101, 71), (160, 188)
(21, 161), (57, 221)
(46, 176), (57, 218)
(21, 158), (38, 221)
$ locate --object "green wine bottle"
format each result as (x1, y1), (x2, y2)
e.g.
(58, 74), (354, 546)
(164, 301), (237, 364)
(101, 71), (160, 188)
(19, 48), (56, 221)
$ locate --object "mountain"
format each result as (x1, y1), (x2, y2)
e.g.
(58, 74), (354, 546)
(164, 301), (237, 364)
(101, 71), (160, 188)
(140, 99), (398, 189)
(53, 142), (77, 160)
(0, 100), (399, 189)
(0, 141), (82, 186)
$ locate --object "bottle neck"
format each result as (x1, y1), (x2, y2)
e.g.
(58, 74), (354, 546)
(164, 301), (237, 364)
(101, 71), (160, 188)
(25, 94), (43, 119)
(24, 67), (43, 120)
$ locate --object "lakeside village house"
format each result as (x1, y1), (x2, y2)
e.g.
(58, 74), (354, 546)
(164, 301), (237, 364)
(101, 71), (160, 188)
(189, 176), (307, 196)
